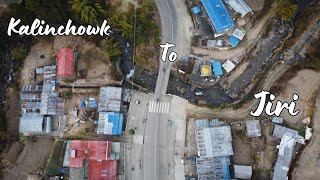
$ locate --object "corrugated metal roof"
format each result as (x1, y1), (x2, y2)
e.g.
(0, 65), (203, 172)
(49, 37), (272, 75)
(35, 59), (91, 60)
(40, 92), (64, 115)
(225, 0), (252, 17)
(196, 126), (233, 157)
(211, 61), (223, 76)
(201, 0), (234, 33)
(97, 112), (124, 135)
(98, 87), (122, 112)
(196, 156), (231, 180)
(228, 36), (241, 47)
(57, 48), (74, 77)
(272, 134), (296, 180)
(234, 165), (252, 179)
(19, 113), (44, 134)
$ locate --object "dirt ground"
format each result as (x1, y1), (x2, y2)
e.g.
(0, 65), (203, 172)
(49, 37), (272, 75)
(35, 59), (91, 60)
(244, 0), (265, 11)
(291, 93), (320, 180)
(4, 87), (20, 138)
(231, 122), (277, 180)
(220, 61), (249, 88)
(20, 41), (54, 85)
(274, 70), (320, 125)
(63, 88), (99, 136)
(2, 137), (54, 180)
(19, 36), (115, 86)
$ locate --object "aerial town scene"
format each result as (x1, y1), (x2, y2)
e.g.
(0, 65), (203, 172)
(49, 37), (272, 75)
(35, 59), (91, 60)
(0, 0), (319, 180)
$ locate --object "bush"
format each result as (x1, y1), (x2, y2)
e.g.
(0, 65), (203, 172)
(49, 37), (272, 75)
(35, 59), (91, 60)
(62, 91), (72, 99)
(278, 3), (297, 20)
(11, 46), (28, 61)
(128, 129), (135, 135)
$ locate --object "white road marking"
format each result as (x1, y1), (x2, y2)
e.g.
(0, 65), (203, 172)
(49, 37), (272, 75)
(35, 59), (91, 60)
(148, 101), (170, 114)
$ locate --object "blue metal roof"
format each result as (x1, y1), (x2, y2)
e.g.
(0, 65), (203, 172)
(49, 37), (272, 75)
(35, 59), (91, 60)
(211, 61), (223, 76)
(107, 112), (124, 135)
(201, 0), (234, 33)
(228, 36), (241, 47)
(191, 5), (201, 15)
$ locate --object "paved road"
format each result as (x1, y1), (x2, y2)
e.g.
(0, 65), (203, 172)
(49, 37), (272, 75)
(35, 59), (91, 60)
(143, 0), (191, 180)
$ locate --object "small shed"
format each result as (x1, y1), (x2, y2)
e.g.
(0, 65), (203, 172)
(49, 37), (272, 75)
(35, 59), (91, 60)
(228, 36), (241, 47)
(200, 64), (212, 77)
(245, 120), (261, 137)
(222, 60), (236, 73)
(211, 61), (223, 76)
(234, 165), (252, 179)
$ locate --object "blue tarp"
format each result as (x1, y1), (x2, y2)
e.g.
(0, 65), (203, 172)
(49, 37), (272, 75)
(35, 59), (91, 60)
(201, 0), (234, 33)
(191, 5), (201, 15)
(220, 157), (231, 180)
(228, 36), (241, 47)
(211, 61), (223, 76)
(81, 100), (87, 108)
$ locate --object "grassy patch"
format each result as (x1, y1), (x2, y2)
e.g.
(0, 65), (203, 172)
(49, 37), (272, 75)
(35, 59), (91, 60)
(44, 141), (64, 176)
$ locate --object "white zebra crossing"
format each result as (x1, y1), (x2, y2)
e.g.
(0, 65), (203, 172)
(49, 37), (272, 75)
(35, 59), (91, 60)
(148, 101), (170, 114)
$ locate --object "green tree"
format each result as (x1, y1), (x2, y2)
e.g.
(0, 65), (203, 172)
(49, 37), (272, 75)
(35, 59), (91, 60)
(69, 0), (104, 24)
(101, 38), (122, 58)
(279, 3), (297, 20)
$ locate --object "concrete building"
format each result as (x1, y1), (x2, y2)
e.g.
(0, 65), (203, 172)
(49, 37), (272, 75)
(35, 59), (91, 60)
(245, 120), (261, 137)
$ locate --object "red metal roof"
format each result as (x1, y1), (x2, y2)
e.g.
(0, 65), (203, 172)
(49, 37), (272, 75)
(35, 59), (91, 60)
(69, 141), (112, 167)
(88, 159), (117, 180)
(57, 48), (74, 77)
